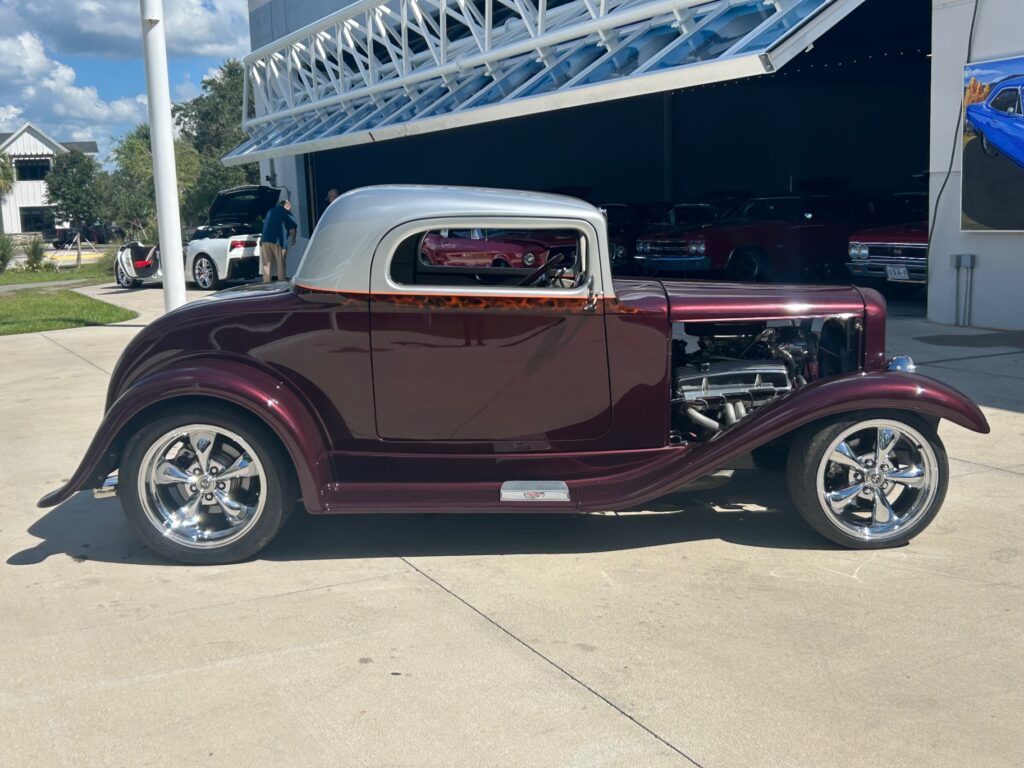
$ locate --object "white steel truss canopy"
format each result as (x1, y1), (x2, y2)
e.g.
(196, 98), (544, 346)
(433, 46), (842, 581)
(224, 0), (864, 165)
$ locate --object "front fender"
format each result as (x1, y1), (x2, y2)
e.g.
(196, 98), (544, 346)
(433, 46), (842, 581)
(38, 359), (331, 512)
(588, 371), (988, 511)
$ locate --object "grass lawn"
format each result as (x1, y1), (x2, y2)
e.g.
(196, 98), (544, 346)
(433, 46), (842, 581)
(0, 288), (136, 336)
(0, 262), (113, 287)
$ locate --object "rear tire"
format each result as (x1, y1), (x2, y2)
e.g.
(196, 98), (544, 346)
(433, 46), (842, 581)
(727, 250), (763, 282)
(119, 405), (296, 564)
(979, 132), (999, 158)
(192, 254), (221, 290)
(786, 413), (948, 549)
(115, 261), (137, 289)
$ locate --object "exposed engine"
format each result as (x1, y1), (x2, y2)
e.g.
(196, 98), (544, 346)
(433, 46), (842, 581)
(671, 319), (853, 440)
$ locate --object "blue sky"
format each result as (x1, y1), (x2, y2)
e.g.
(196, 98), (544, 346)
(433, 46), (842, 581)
(964, 55), (1024, 88)
(0, 0), (251, 159)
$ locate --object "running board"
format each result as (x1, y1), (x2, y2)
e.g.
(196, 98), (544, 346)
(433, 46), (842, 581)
(500, 481), (571, 503)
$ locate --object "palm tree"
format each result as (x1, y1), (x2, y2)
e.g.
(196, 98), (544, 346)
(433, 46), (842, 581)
(0, 155), (14, 234)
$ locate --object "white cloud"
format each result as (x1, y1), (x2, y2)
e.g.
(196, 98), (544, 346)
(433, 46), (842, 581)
(0, 0), (250, 60)
(0, 31), (148, 157)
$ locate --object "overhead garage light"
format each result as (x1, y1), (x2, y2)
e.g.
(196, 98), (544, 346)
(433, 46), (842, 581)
(224, 0), (866, 165)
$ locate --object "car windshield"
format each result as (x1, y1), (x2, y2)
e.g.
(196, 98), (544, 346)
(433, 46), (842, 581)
(737, 198), (803, 222)
(883, 193), (928, 223)
(668, 205), (715, 227)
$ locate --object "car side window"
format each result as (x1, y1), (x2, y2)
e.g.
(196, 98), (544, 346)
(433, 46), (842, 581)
(990, 88), (1021, 115)
(389, 226), (587, 290)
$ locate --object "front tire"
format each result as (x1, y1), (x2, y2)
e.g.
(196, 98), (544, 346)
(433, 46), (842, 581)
(119, 406), (296, 564)
(192, 254), (221, 290)
(787, 414), (948, 549)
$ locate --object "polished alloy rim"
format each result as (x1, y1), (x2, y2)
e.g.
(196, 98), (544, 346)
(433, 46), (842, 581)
(194, 258), (214, 288)
(137, 424), (266, 549)
(815, 420), (939, 541)
(116, 263), (131, 287)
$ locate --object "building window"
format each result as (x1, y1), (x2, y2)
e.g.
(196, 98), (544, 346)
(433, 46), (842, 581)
(15, 159), (51, 181)
(20, 206), (55, 233)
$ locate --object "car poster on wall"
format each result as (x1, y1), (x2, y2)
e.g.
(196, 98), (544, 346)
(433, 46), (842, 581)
(962, 55), (1024, 232)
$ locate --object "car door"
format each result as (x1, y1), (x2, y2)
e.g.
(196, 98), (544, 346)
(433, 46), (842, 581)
(368, 219), (612, 445)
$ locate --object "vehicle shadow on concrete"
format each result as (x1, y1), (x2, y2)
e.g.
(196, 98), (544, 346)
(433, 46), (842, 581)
(8, 470), (832, 567)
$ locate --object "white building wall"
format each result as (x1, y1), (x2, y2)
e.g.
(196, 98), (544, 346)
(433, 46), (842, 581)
(929, 0), (1024, 330)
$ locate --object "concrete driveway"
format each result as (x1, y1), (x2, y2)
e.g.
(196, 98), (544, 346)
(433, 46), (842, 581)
(1, 285), (1021, 767)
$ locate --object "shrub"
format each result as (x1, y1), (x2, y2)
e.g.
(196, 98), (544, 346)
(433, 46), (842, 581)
(25, 236), (46, 271)
(96, 248), (117, 273)
(0, 234), (14, 273)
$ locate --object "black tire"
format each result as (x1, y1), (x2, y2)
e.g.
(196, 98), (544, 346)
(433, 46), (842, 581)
(727, 250), (763, 282)
(119, 405), (296, 564)
(786, 412), (948, 549)
(979, 133), (999, 158)
(492, 258), (510, 268)
(114, 261), (137, 289)
(192, 254), (221, 290)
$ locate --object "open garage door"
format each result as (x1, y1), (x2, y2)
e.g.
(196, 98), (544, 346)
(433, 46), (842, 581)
(224, 0), (866, 165)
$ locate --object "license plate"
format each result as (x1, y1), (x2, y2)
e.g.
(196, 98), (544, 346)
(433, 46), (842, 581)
(886, 265), (910, 281)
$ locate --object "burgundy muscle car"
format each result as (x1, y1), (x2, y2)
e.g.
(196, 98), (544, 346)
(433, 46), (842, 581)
(847, 221), (928, 287)
(848, 194), (930, 288)
(635, 195), (877, 282)
(420, 228), (577, 269)
(40, 186), (988, 564)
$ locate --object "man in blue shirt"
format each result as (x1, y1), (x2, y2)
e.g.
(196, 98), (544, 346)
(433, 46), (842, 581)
(260, 199), (297, 282)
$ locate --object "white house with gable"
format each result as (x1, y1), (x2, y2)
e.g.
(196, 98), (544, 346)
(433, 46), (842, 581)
(0, 122), (98, 235)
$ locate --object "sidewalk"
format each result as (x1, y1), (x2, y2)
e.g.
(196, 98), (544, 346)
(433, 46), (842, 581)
(0, 286), (1021, 768)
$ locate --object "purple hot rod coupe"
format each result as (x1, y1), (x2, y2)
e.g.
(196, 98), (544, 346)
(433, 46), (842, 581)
(40, 187), (989, 564)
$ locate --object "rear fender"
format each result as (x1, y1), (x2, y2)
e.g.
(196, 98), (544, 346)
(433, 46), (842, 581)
(38, 360), (331, 512)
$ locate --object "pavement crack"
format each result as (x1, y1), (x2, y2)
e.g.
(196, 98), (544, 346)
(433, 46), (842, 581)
(39, 332), (111, 376)
(387, 550), (705, 767)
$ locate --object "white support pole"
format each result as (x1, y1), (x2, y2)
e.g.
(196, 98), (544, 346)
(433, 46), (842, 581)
(140, 0), (186, 312)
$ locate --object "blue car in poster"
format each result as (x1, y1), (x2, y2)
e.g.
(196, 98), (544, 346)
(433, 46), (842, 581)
(966, 76), (1024, 170)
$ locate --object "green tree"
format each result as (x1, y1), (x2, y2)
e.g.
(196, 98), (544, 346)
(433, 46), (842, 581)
(173, 59), (259, 224)
(104, 124), (202, 237)
(46, 150), (100, 266)
(0, 155), (16, 234)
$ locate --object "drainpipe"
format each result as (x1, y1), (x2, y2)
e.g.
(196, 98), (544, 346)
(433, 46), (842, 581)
(140, 0), (186, 312)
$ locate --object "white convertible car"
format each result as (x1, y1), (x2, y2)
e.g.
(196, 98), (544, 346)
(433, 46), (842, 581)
(114, 186), (282, 290)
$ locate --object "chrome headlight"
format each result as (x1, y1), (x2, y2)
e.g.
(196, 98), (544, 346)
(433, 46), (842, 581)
(637, 241), (649, 254)
(614, 244), (627, 262)
(696, 240), (706, 255)
(523, 252), (537, 266)
(849, 243), (859, 259)
(688, 241), (699, 255)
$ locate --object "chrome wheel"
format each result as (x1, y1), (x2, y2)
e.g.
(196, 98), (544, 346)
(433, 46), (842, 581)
(815, 419), (939, 542)
(115, 262), (133, 288)
(137, 424), (267, 549)
(193, 256), (216, 289)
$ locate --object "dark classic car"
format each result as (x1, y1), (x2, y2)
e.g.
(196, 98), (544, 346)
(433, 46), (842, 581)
(635, 195), (877, 282)
(966, 76), (1024, 171)
(40, 187), (989, 564)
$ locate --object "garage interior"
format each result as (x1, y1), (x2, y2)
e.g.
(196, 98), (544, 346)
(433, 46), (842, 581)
(303, 0), (931, 228)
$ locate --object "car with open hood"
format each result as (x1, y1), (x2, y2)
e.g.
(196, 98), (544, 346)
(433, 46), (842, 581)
(41, 186), (989, 564)
(185, 185), (282, 289)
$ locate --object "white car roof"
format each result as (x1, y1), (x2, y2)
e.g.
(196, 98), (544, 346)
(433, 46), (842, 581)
(294, 185), (606, 294)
